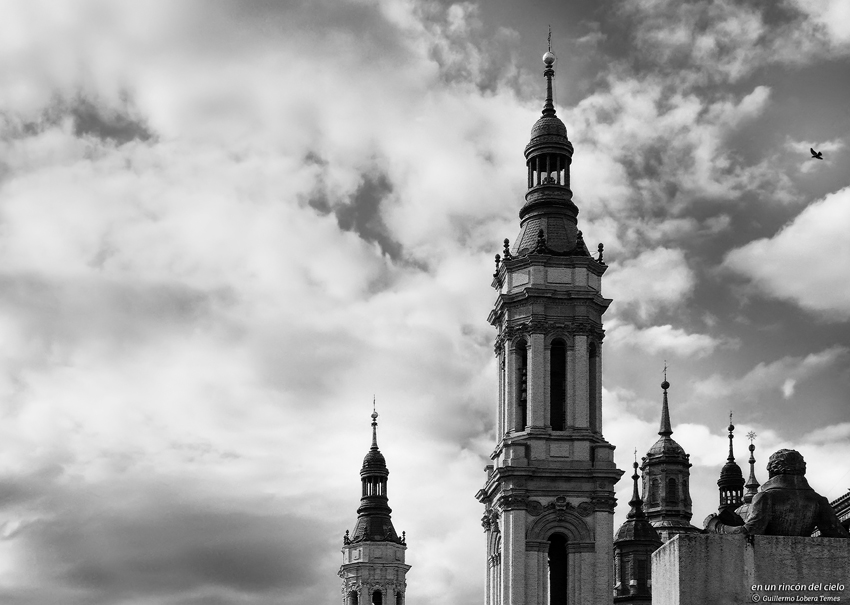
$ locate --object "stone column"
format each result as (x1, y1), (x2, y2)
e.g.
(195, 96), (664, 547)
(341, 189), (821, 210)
(498, 350), (505, 438)
(503, 508), (527, 605)
(505, 341), (517, 433)
(594, 511), (614, 604)
(573, 334), (589, 428)
(528, 333), (546, 428)
(566, 340), (576, 427)
(525, 540), (549, 605)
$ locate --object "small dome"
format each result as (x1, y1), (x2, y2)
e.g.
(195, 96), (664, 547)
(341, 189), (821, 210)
(362, 448), (386, 470)
(719, 460), (744, 481)
(647, 435), (686, 457)
(529, 114), (567, 140)
(614, 518), (661, 544)
(543, 51), (556, 66)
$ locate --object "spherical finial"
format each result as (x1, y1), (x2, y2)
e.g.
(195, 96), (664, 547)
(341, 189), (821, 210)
(543, 51), (556, 66)
(371, 411), (378, 420)
(661, 380), (670, 390)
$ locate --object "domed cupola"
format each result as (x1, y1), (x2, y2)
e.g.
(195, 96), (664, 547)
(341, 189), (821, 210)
(513, 49), (585, 257)
(349, 408), (403, 544)
(717, 413), (745, 513)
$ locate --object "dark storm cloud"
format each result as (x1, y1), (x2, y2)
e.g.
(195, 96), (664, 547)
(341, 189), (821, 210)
(0, 274), (236, 353)
(2, 95), (154, 145)
(337, 173), (403, 260)
(69, 97), (154, 144)
(12, 493), (330, 602)
(306, 167), (404, 261)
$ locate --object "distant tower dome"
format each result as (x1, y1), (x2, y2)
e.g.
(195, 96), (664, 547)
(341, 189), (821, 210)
(717, 413), (745, 513)
(340, 403), (411, 605)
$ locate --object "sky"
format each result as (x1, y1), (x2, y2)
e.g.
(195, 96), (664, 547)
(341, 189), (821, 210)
(0, 0), (848, 603)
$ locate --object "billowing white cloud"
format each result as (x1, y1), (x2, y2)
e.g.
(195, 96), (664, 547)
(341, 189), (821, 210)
(607, 320), (724, 358)
(724, 187), (850, 319)
(788, 0), (850, 46)
(604, 247), (695, 320)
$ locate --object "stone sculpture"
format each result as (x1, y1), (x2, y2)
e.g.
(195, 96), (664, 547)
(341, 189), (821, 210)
(704, 449), (849, 537)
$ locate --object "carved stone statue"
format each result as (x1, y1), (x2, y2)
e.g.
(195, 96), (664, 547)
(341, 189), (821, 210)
(705, 449), (849, 537)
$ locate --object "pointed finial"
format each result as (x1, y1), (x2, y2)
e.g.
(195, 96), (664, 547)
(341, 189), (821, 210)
(494, 254), (501, 278)
(727, 412), (736, 462)
(744, 431), (760, 502)
(402, 530), (406, 544)
(503, 238), (512, 259)
(542, 30), (556, 116)
(627, 451), (645, 520)
(371, 397), (379, 449)
(659, 371), (672, 436)
(535, 228), (547, 253)
(596, 242), (605, 264)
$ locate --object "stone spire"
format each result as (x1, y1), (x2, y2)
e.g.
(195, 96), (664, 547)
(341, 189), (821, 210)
(743, 431), (760, 503)
(628, 458), (646, 520)
(659, 365), (672, 437)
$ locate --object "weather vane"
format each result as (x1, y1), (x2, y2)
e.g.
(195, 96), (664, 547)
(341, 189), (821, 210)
(548, 25), (551, 52)
(747, 431), (756, 442)
(663, 359), (668, 382)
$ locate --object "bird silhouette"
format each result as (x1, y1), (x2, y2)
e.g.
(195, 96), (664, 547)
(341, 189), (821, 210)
(811, 148), (823, 160)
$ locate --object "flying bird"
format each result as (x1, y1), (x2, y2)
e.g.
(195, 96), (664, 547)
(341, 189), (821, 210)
(811, 148), (823, 160)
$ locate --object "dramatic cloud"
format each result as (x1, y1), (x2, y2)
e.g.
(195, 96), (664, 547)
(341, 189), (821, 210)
(604, 248), (695, 321)
(724, 187), (850, 319)
(606, 320), (724, 358)
(0, 1), (847, 603)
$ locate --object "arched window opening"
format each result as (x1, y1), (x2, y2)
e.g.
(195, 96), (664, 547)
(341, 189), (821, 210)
(550, 339), (566, 430)
(637, 557), (648, 590)
(395, 594), (403, 605)
(650, 478), (660, 505)
(588, 342), (598, 431)
(349, 591), (359, 605)
(548, 533), (568, 605)
(372, 589), (383, 605)
(516, 341), (528, 431)
(666, 478), (678, 505)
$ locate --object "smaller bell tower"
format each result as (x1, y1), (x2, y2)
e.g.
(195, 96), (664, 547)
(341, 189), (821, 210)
(339, 407), (410, 605)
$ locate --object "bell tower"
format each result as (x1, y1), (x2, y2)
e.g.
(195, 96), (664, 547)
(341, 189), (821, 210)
(339, 407), (410, 605)
(476, 48), (623, 605)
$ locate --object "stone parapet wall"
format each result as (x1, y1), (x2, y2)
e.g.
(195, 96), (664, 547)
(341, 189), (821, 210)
(652, 534), (849, 605)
